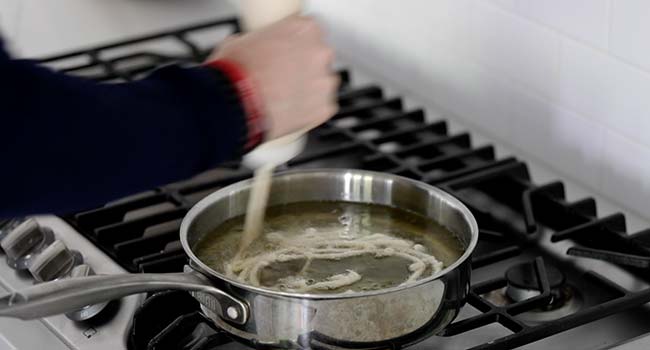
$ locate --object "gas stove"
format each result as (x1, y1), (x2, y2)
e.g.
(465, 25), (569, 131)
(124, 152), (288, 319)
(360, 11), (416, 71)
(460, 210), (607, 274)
(2, 16), (650, 350)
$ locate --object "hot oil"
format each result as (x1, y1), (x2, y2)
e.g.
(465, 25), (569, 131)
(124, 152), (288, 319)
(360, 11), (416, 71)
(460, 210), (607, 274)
(194, 201), (465, 294)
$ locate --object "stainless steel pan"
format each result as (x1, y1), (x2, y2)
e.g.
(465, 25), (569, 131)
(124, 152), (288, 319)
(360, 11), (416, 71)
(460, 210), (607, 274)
(0, 169), (478, 349)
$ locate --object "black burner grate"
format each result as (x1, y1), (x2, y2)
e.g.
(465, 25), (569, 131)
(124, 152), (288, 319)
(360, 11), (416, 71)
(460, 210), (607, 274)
(39, 18), (240, 82)
(40, 16), (650, 350)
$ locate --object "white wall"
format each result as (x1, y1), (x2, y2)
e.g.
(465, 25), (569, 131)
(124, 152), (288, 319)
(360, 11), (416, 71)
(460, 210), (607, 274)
(0, 0), (235, 57)
(309, 0), (650, 219)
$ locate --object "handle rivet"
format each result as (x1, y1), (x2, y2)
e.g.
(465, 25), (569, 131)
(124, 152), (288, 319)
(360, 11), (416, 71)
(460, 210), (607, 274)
(227, 306), (239, 319)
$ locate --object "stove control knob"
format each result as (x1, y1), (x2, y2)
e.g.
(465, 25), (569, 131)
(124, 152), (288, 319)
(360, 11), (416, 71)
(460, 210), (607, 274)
(0, 218), (26, 242)
(0, 219), (54, 270)
(28, 240), (82, 282)
(65, 264), (109, 322)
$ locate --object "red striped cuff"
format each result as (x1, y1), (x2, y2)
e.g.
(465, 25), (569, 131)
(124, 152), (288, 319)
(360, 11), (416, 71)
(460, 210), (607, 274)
(205, 59), (265, 151)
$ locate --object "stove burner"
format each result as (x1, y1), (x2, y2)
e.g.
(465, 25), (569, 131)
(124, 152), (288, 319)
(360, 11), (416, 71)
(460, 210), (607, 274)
(128, 291), (233, 350)
(483, 284), (583, 325)
(481, 261), (583, 325)
(0, 218), (25, 242)
(505, 262), (565, 302)
(517, 285), (583, 324)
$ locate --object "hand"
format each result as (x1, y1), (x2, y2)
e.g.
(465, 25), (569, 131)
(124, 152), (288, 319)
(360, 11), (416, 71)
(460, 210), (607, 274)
(211, 16), (339, 140)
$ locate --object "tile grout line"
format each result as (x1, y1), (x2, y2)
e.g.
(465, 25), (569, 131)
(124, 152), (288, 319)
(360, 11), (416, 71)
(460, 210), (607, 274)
(606, 0), (614, 50)
(484, 0), (650, 77)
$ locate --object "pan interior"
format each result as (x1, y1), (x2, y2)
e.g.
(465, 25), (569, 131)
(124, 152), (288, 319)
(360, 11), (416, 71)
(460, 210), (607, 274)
(184, 170), (476, 296)
(194, 201), (464, 294)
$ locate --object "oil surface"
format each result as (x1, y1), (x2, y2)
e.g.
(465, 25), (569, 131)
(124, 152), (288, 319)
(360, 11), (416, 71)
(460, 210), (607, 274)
(194, 201), (465, 294)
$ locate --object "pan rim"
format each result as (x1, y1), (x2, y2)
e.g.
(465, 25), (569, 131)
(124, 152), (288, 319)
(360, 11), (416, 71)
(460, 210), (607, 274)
(180, 168), (479, 300)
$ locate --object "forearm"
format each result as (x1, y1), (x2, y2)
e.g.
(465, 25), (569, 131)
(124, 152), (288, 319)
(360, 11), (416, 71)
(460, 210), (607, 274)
(0, 46), (247, 217)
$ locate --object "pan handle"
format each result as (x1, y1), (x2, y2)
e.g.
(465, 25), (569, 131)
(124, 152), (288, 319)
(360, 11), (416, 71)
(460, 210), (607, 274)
(0, 271), (248, 324)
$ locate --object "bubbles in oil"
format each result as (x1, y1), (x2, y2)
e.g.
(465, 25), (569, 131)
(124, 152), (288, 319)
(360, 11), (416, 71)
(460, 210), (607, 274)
(338, 214), (354, 239)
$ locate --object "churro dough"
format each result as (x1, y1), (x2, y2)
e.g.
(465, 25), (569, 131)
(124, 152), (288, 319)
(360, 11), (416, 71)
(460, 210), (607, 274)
(226, 231), (444, 292)
(195, 201), (464, 294)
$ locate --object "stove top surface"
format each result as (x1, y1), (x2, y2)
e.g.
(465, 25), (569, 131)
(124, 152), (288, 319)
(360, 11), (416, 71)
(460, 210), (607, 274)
(2, 15), (650, 350)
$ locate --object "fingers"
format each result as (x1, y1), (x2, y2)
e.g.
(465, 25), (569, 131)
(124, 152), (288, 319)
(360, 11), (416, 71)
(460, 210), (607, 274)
(207, 34), (241, 61)
(323, 74), (341, 107)
(290, 16), (324, 38)
(318, 46), (336, 72)
(212, 13), (339, 140)
(222, 34), (241, 44)
(301, 76), (341, 127)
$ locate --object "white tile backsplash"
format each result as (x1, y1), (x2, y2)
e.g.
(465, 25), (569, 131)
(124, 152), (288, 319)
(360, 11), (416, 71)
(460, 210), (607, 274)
(307, 0), (650, 219)
(488, 0), (517, 11)
(556, 39), (650, 147)
(510, 90), (606, 189)
(514, 0), (610, 49)
(469, 1), (561, 96)
(611, 0), (650, 70)
(0, 0), (21, 40)
(602, 130), (650, 218)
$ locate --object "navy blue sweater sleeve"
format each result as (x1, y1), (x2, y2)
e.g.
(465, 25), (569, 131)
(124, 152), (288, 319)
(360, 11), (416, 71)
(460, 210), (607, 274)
(0, 41), (247, 217)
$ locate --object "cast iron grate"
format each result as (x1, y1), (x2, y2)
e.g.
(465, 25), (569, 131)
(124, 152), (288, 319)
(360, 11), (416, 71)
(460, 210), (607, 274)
(38, 17), (241, 82)
(38, 16), (650, 350)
